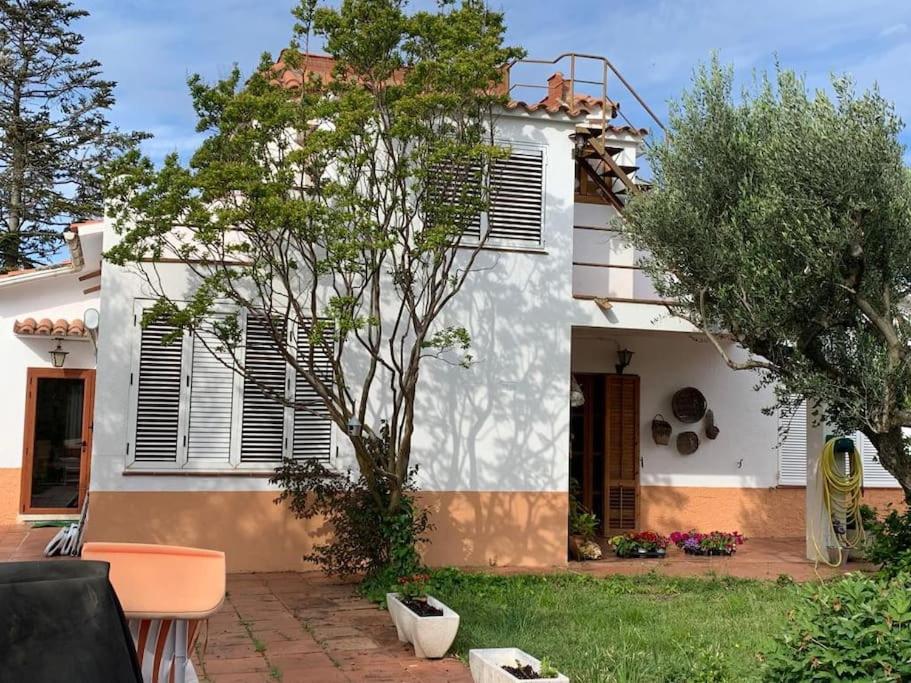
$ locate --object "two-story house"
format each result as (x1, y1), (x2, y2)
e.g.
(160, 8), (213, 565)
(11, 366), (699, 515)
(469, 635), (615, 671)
(31, 53), (895, 572)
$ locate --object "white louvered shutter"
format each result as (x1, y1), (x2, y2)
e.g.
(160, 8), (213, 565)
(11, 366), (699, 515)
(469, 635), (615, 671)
(240, 314), (290, 463)
(488, 149), (544, 243)
(292, 321), (334, 460)
(856, 431), (900, 488)
(132, 318), (184, 463)
(426, 160), (482, 239)
(778, 402), (807, 486)
(186, 322), (235, 465)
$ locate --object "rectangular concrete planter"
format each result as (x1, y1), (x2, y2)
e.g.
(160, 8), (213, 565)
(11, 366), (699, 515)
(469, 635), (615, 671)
(469, 648), (569, 683)
(386, 593), (460, 659)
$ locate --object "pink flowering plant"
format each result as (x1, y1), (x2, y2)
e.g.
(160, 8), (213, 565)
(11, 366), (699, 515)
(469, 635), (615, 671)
(670, 530), (745, 555)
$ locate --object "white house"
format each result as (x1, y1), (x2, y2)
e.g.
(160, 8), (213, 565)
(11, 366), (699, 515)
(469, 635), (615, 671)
(0, 222), (103, 524)
(3, 54), (899, 571)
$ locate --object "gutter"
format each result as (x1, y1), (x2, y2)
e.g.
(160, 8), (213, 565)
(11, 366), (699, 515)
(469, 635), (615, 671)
(0, 226), (85, 289)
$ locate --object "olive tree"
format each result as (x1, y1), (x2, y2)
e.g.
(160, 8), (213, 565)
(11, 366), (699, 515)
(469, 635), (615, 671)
(623, 60), (911, 499)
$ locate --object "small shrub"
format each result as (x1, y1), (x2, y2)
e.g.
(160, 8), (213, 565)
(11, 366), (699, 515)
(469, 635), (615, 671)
(271, 458), (431, 579)
(570, 511), (599, 540)
(867, 506), (911, 578)
(762, 572), (911, 682)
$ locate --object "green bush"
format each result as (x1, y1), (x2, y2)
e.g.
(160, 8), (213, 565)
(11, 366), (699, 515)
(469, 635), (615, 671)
(867, 506), (911, 578)
(271, 458), (430, 579)
(762, 572), (911, 682)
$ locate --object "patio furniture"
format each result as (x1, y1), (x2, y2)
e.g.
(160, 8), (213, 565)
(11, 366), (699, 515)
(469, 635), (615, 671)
(82, 542), (226, 683)
(0, 560), (143, 682)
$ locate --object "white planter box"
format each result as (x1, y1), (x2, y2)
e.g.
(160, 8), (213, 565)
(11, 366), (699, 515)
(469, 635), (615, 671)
(386, 593), (460, 659)
(469, 648), (569, 683)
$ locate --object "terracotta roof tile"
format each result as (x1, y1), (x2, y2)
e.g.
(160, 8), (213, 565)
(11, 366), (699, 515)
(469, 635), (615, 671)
(14, 317), (87, 338)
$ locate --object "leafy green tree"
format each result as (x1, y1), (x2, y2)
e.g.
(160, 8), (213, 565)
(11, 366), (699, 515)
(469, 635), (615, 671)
(0, 0), (143, 270)
(623, 59), (911, 499)
(105, 0), (522, 572)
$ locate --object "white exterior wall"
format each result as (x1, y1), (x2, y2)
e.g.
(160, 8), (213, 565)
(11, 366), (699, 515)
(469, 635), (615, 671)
(0, 227), (102, 520)
(571, 329), (781, 488)
(90, 110), (580, 497)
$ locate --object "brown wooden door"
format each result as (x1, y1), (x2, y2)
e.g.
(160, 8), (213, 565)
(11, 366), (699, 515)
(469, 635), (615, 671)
(20, 368), (95, 514)
(604, 374), (639, 534)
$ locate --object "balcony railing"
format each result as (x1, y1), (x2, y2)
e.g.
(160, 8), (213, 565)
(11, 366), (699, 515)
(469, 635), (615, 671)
(571, 225), (664, 302)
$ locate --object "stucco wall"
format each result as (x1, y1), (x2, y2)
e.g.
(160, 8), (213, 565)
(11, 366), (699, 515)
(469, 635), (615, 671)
(0, 228), (102, 518)
(571, 328), (781, 488)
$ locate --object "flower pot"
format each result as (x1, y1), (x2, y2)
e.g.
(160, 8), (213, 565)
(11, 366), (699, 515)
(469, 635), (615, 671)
(386, 593), (460, 659)
(469, 648), (569, 683)
(568, 535), (602, 561)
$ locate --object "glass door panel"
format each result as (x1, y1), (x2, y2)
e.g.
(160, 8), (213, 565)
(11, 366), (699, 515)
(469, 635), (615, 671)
(29, 377), (86, 510)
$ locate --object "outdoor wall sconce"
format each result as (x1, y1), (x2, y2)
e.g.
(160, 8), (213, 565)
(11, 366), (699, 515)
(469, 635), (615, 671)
(346, 417), (363, 437)
(49, 340), (69, 368)
(615, 348), (634, 374)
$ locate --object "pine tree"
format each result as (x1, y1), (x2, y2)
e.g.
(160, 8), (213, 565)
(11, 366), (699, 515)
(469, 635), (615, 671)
(0, 0), (144, 271)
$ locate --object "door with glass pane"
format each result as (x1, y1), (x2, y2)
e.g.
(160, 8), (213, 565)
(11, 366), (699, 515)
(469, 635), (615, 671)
(20, 368), (95, 514)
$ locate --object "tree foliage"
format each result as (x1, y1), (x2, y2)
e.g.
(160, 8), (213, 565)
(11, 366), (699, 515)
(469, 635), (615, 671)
(104, 0), (523, 568)
(623, 59), (911, 497)
(0, 0), (143, 270)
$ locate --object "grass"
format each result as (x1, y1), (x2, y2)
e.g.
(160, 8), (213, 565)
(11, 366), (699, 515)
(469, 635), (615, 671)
(370, 569), (798, 683)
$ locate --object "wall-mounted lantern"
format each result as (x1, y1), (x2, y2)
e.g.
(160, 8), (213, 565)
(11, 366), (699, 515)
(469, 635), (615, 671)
(615, 348), (634, 375)
(49, 340), (69, 368)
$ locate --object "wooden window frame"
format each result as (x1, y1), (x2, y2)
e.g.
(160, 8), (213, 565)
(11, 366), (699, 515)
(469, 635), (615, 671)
(20, 367), (96, 515)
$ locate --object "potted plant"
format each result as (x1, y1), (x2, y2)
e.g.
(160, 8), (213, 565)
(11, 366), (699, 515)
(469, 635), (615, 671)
(386, 573), (460, 659)
(609, 531), (669, 558)
(670, 530), (745, 556)
(568, 510), (602, 561)
(469, 648), (569, 682)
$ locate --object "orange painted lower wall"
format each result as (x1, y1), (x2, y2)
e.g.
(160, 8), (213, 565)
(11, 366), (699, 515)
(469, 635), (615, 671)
(0, 468), (21, 525)
(84, 486), (904, 572)
(84, 490), (569, 572)
(640, 485), (905, 537)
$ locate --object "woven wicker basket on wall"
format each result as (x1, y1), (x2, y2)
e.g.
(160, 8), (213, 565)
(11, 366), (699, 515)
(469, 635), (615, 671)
(677, 431), (700, 455)
(651, 414), (672, 445)
(672, 387), (707, 423)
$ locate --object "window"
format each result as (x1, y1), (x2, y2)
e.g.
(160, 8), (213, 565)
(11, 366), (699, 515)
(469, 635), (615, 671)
(127, 303), (334, 470)
(428, 144), (546, 246)
(777, 401), (899, 488)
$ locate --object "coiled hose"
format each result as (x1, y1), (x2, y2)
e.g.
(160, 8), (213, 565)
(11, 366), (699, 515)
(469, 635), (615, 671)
(815, 437), (865, 567)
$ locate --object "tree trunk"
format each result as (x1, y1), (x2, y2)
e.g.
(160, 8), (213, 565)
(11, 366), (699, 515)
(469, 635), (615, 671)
(867, 426), (911, 503)
(4, 81), (24, 271)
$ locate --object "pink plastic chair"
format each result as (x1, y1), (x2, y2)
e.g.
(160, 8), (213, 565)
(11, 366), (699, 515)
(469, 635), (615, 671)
(82, 542), (225, 683)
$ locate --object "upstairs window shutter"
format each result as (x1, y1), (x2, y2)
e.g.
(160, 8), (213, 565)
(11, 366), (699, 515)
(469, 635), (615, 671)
(857, 432), (899, 488)
(292, 321), (335, 460)
(778, 402), (807, 486)
(240, 314), (290, 464)
(132, 318), (184, 463)
(488, 149), (544, 243)
(186, 322), (235, 464)
(426, 159), (482, 239)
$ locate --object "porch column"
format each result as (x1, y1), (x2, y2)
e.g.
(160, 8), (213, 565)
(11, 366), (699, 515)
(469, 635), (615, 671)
(805, 402), (830, 561)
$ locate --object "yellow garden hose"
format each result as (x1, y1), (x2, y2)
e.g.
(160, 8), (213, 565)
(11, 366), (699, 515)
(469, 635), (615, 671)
(814, 437), (866, 568)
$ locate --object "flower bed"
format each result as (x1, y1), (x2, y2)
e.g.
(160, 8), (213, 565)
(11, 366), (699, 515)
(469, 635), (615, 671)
(670, 530), (745, 556)
(609, 531), (670, 558)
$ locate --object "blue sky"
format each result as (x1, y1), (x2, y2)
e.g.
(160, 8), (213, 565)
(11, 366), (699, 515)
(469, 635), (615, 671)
(77, 0), (911, 162)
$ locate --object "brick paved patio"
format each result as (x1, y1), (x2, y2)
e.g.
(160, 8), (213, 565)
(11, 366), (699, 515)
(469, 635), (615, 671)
(196, 572), (472, 683)
(1, 524), (872, 682)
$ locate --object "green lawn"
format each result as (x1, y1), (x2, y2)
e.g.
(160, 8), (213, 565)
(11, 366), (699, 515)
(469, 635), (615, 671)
(411, 570), (798, 683)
